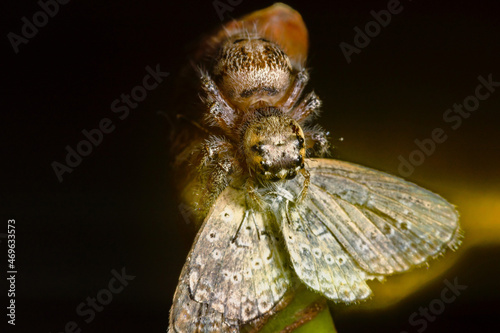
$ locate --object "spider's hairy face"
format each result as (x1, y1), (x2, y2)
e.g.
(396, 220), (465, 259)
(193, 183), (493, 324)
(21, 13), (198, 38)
(243, 110), (306, 182)
(212, 33), (293, 110)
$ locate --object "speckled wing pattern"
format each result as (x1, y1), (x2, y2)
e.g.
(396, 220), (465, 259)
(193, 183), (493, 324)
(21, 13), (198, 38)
(169, 158), (461, 329)
(168, 260), (239, 333)
(170, 185), (293, 330)
(275, 158), (461, 303)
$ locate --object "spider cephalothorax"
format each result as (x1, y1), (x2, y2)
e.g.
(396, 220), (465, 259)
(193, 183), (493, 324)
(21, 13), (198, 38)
(241, 107), (306, 182)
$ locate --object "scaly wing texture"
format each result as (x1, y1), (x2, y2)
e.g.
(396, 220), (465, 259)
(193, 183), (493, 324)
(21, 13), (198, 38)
(187, 186), (293, 323)
(169, 261), (239, 333)
(277, 158), (461, 303)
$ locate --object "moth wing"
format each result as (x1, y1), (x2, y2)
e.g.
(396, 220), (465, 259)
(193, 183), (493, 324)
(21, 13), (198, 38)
(169, 261), (239, 333)
(188, 185), (293, 322)
(278, 158), (461, 302)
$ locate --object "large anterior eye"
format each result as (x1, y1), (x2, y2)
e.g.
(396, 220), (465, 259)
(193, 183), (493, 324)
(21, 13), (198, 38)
(297, 136), (305, 148)
(251, 144), (263, 153)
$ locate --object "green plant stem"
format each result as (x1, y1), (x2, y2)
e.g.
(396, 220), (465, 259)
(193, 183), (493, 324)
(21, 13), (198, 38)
(248, 285), (337, 333)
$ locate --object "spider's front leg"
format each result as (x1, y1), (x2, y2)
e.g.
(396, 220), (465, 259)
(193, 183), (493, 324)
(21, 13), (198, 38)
(196, 136), (241, 218)
(289, 90), (322, 123)
(279, 68), (309, 111)
(291, 92), (330, 157)
(304, 125), (330, 157)
(200, 71), (238, 137)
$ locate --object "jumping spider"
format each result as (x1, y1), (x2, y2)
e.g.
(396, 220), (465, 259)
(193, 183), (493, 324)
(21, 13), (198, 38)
(189, 32), (330, 218)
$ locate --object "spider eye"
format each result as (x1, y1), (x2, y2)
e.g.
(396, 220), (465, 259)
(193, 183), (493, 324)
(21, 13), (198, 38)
(251, 144), (263, 153)
(260, 160), (270, 171)
(297, 136), (305, 149)
(295, 155), (303, 167)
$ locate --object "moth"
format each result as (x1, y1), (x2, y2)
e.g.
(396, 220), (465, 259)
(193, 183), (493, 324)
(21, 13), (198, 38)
(168, 4), (462, 332)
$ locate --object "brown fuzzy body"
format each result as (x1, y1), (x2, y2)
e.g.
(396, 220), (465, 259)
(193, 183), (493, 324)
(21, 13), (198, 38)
(169, 4), (329, 225)
(212, 35), (293, 110)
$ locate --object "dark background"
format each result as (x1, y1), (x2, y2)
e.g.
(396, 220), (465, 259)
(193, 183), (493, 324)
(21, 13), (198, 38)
(2, 0), (500, 332)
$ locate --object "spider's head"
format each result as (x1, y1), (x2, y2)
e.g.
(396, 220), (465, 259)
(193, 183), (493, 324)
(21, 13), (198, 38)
(242, 108), (306, 182)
